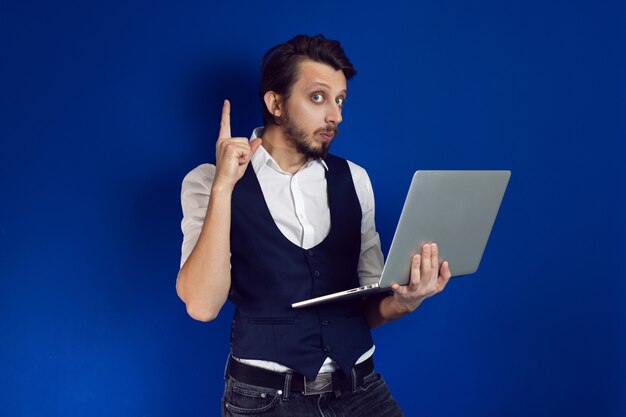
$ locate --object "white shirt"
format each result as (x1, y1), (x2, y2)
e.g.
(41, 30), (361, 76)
(179, 127), (383, 372)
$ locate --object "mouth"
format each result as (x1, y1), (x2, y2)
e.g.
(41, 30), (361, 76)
(318, 131), (335, 142)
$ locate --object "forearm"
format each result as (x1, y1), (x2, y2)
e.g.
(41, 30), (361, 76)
(365, 294), (424, 328)
(176, 184), (233, 321)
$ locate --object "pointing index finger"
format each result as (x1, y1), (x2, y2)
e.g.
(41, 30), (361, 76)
(218, 99), (231, 140)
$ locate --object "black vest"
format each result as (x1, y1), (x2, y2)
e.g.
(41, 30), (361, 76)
(229, 154), (374, 379)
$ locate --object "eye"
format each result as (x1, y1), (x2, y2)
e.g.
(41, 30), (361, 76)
(311, 93), (323, 103)
(336, 97), (345, 106)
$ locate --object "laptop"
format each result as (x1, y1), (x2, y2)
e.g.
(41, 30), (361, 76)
(291, 170), (511, 309)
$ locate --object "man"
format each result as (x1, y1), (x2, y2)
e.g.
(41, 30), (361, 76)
(176, 34), (452, 416)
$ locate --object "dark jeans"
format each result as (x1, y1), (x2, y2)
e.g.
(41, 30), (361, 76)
(221, 369), (404, 417)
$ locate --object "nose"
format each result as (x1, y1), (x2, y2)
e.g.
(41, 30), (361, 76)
(325, 102), (342, 126)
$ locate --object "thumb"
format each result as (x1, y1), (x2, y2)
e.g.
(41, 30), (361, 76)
(250, 137), (263, 155)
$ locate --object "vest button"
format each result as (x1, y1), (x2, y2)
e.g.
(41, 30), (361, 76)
(313, 270), (320, 277)
(323, 346), (332, 353)
(321, 320), (329, 326)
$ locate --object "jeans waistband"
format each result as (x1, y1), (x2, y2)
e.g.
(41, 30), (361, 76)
(227, 356), (375, 396)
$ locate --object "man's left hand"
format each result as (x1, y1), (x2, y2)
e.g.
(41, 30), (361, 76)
(390, 242), (452, 313)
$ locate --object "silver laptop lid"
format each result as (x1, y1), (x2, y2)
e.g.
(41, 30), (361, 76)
(378, 170), (511, 288)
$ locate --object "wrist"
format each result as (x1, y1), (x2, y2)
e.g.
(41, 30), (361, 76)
(211, 179), (235, 195)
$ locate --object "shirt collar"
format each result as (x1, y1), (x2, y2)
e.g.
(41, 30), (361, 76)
(249, 126), (329, 174)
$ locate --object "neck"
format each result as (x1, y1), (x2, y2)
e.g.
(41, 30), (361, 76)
(261, 125), (308, 174)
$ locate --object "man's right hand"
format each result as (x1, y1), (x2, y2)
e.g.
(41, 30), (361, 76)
(213, 99), (263, 190)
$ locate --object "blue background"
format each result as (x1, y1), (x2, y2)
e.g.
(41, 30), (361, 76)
(1, 0), (624, 416)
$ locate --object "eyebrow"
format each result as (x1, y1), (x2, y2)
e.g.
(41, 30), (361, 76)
(306, 82), (347, 96)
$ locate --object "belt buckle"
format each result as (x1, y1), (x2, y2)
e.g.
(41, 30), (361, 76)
(303, 372), (333, 395)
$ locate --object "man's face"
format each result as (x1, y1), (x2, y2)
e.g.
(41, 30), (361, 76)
(278, 59), (347, 159)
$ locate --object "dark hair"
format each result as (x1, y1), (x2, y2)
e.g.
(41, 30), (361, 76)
(258, 34), (356, 126)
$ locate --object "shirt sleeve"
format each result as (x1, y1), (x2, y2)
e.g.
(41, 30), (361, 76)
(179, 163), (216, 269)
(347, 161), (385, 286)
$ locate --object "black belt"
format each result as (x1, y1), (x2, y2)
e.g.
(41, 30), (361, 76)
(227, 356), (375, 396)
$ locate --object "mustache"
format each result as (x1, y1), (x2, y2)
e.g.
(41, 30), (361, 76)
(314, 125), (339, 136)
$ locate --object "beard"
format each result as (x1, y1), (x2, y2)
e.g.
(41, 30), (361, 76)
(280, 107), (338, 160)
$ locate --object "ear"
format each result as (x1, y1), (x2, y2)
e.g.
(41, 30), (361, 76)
(263, 91), (283, 118)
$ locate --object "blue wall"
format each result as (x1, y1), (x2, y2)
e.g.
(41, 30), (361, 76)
(1, 1), (624, 416)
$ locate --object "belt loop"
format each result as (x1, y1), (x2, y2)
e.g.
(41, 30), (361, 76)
(350, 367), (358, 393)
(282, 372), (292, 400)
(223, 351), (232, 380)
